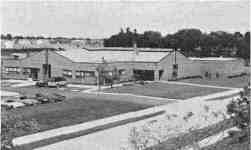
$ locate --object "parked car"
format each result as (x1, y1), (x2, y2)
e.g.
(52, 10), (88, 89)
(35, 93), (50, 104)
(1, 99), (25, 109)
(48, 77), (67, 87)
(20, 99), (39, 106)
(35, 81), (48, 87)
(50, 93), (66, 102)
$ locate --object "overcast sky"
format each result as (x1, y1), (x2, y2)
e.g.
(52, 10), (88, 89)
(1, 1), (249, 38)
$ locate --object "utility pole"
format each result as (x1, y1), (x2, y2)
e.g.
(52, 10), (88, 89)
(43, 49), (49, 81)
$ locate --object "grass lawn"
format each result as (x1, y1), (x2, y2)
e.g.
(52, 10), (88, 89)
(2, 96), (149, 137)
(103, 82), (227, 99)
(179, 75), (250, 88)
(1, 85), (153, 150)
(1, 85), (88, 98)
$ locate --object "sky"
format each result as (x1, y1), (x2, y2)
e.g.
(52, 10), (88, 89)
(1, 1), (250, 39)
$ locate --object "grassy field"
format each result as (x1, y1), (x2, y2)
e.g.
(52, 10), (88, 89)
(1, 85), (153, 149)
(179, 75), (250, 88)
(1, 85), (88, 98)
(2, 96), (149, 137)
(103, 82), (227, 99)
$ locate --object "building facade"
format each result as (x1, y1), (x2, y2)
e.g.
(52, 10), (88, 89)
(1, 47), (248, 84)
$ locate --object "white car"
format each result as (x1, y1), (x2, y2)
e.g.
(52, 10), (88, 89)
(47, 77), (67, 87)
(19, 99), (39, 106)
(1, 100), (25, 109)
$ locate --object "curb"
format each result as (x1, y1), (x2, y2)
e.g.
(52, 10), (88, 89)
(12, 107), (165, 149)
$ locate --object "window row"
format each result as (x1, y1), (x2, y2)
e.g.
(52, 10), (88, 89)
(4, 67), (21, 73)
(62, 70), (95, 79)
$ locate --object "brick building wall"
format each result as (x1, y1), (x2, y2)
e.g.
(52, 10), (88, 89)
(1, 49), (247, 84)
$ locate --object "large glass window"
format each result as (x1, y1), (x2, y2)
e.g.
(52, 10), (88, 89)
(76, 70), (95, 79)
(62, 69), (72, 78)
(5, 67), (21, 74)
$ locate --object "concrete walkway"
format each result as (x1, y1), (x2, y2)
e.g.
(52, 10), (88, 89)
(23, 88), (241, 150)
(158, 80), (238, 90)
(1, 90), (20, 97)
(85, 91), (179, 102)
(1, 79), (36, 87)
(13, 106), (165, 147)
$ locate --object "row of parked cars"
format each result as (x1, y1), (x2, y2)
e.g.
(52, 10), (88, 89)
(36, 77), (67, 87)
(2, 93), (66, 109)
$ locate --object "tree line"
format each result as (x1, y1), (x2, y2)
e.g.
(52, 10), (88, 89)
(0, 34), (85, 40)
(104, 28), (250, 60)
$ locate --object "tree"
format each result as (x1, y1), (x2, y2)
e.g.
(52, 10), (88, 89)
(142, 31), (162, 48)
(236, 31), (250, 61)
(173, 29), (202, 56)
(6, 33), (12, 40)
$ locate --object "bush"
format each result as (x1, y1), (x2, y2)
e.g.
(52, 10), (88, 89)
(226, 88), (250, 143)
(228, 73), (248, 79)
(1, 113), (40, 150)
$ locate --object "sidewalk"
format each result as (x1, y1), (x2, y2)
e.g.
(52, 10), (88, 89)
(158, 80), (237, 90)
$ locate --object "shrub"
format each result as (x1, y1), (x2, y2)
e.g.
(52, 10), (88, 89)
(226, 88), (250, 142)
(1, 113), (40, 150)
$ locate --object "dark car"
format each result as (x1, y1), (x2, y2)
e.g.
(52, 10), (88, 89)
(47, 77), (67, 87)
(35, 77), (67, 88)
(50, 93), (66, 102)
(35, 81), (48, 87)
(35, 93), (50, 104)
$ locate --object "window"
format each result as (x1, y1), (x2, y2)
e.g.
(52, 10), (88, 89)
(62, 69), (72, 78)
(23, 68), (31, 75)
(5, 67), (21, 74)
(119, 69), (126, 75)
(76, 70), (95, 79)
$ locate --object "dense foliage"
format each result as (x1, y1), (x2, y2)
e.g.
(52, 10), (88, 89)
(104, 28), (250, 59)
(1, 112), (40, 150)
(226, 87), (250, 143)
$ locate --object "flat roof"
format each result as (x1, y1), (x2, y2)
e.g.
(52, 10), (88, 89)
(189, 57), (237, 61)
(87, 47), (173, 52)
(56, 48), (171, 63)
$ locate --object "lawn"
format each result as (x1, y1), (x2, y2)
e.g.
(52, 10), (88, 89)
(1, 85), (88, 98)
(1, 85), (152, 149)
(103, 82), (227, 99)
(179, 75), (250, 88)
(2, 96), (149, 137)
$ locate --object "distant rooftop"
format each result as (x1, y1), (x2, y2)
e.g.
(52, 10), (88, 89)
(87, 47), (173, 52)
(189, 57), (237, 61)
(56, 48), (171, 63)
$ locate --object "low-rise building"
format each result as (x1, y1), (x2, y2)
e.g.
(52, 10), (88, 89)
(1, 47), (247, 84)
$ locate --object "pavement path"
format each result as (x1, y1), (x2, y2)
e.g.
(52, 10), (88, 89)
(1, 90), (20, 97)
(158, 80), (238, 90)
